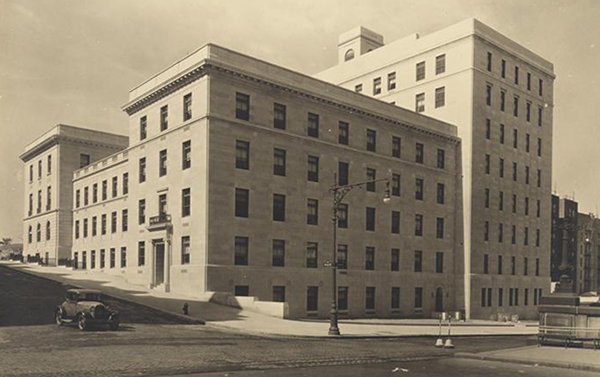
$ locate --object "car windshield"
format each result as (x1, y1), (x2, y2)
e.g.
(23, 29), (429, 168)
(78, 293), (102, 302)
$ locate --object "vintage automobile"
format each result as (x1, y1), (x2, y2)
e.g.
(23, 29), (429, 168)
(55, 289), (119, 331)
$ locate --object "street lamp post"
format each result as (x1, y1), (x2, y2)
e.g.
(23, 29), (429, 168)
(328, 173), (391, 336)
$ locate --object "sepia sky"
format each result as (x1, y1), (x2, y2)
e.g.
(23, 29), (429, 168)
(1, 0), (599, 242)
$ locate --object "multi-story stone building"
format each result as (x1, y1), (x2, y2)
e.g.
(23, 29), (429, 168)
(20, 125), (128, 265)
(577, 212), (600, 294)
(316, 18), (554, 319)
(66, 44), (465, 319)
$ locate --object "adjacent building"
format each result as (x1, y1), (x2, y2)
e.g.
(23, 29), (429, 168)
(316, 18), (554, 319)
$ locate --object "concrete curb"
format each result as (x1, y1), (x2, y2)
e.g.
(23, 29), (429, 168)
(2, 263), (205, 325)
(455, 351), (600, 372)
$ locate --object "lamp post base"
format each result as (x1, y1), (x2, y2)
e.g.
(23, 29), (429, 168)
(328, 326), (341, 336)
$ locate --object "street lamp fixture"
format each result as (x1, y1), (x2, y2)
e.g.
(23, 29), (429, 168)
(328, 173), (392, 336)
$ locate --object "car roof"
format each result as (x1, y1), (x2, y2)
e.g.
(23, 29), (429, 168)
(67, 289), (102, 294)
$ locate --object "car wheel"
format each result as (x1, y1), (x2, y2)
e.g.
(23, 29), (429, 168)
(77, 314), (87, 331)
(109, 321), (119, 331)
(55, 309), (64, 326)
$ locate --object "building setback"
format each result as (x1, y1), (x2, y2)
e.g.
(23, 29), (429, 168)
(62, 44), (465, 319)
(316, 18), (554, 320)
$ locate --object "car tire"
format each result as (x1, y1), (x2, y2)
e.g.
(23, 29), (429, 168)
(109, 321), (119, 331)
(55, 309), (64, 326)
(77, 314), (87, 331)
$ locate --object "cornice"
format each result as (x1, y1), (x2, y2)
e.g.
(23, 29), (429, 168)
(20, 135), (125, 163)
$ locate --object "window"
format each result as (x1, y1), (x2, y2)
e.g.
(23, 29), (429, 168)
(414, 251), (423, 272)
(390, 287), (401, 311)
(338, 203), (348, 228)
(416, 61), (425, 81)
(79, 154), (90, 168)
(391, 249), (400, 271)
(481, 288), (486, 307)
(526, 134), (530, 153)
(182, 188), (191, 217)
(512, 194), (517, 213)
(524, 256), (529, 275)
(537, 138), (542, 157)
(484, 254), (489, 274)
(415, 178), (424, 200)
(498, 255), (503, 275)
(435, 54), (446, 74)
(392, 136), (401, 158)
(90, 250), (96, 269)
(486, 52), (492, 72)
(414, 287), (423, 311)
(513, 129), (518, 148)
(437, 149), (445, 169)
(338, 121), (349, 145)
(28, 225), (32, 243)
(182, 140), (191, 169)
(183, 93), (192, 121)
(415, 92), (425, 113)
(235, 286), (249, 296)
(373, 77), (382, 95)
(366, 287), (376, 311)
(498, 223), (503, 243)
(112, 176), (118, 198)
(139, 158), (146, 183)
(512, 162), (518, 181)
(486, 84), (492, 106)
(484, 188), (490, 208)
(338, 161), (349, 185)
(120, 247), (126, 268)
(387, 72), (396, 90)
(536, 199), (541, 217)
(415, 143), (424, 163)
(337, 287), (348, 311)
(37, 190), (41, 213)
(435, 87), (445, 108)
(100, 250), (105, 269)
(274, 103), (286, 129)
(111, 212), (117, 233)
(337, 244), (348, 269)
(485, 154), (490, 174)
(526, 166), (530, 185)
(47, 155), (52, 175)
(273, 286), (286, 303)
(500, 124), (505, 144)
(511, 256), (516, 275)
(38, 160), (42, 178)
(235, 140), (250, 170)
(500, 90), (505, 111)
(235, 236), (249, 265)
(536, 258), (540, 276)
(159, 105), (168, 131)
(101, 214), (107, 235)
(366, 168), (376, 192)
(499, 158), (504, 178)
(92, 216), (97, 236)
(46, 186), (51, 210)
(538, 106), (543, 126)
(536, 229), (540, 247)
(138, 241), (145, 266)
(498, 288), (504, 307)
(436, 217), (444, 239)
(355, 84), (362, 93)
(365, 247), (375, 270)
(138, 199), (145, 225)
(307, 112), (319, 137)
(513, 95), (519, 117)
(391, 211), (400, 234)
(307, 287), (318, 312)
(539, 79), (543, 96)
(437, 183), (445, 204)
(366, 129), (376, 152)
(101, 180), (107, 201)
(121, 209), (128, 232)
(307, 155), (319, 182)
(181, 236), (190, 265)
(501, 59), (506, 78)
(392, 174), (401, 196)
(235, 188), (249, 218)
(273, 194), (286, 222)
(511, 225), (516, 244)
(306, 242), (318, 268)
(140, 116), (147, 140)
(158, 193), (167, 216)
(415, 214), (423, 236)
(159, 149), (168, 176)
(526, 101), (531, 122)
(366, 207), (376, 231)
(345, 49), (355, 61)
(273, 148), (286, 176)
(29, 165), (33, 182)
(514, 66), (519, 85)
(272, 239), (285, 267)
(46, 221), (51, 240)
(537, 169), (541, 187)
(485, 119), (491, 139)
(307, 198), (318, 225)
(527, 72), (532, 90)
(525, 197), (530, 216)
(110, 248), (116, 268)
(82, 186), (88, 206)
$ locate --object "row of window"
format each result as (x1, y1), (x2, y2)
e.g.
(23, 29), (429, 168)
(484, 120), (543, 155)
(27, 186), (51, 216)
(414, 87), (446, 113)
(484, 155), (543, 187)
(139, 141), (191, 183)
(480, 287), (544, 308)
(484, 190), (542, 217)
(28, 153), (91, 183)
(75, 173), (129, 209)
(75, 209), (129, 239)
(139, 94), (192, 142)
(483, 254), (541, 276)
(486, 51), (544, 97)
(27, 221), (51, 244)
(483, 222), (542, 246)
(136, 188), (191, 225)
(485, 83), (544, 125)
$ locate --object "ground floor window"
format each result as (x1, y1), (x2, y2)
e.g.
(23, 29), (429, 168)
(391, 287), (400, 310)
(307, 286), (318, 312)
(234, 285), (249, 296)
(366, 287), (376, 311)
(272, 286), (285, 302)
(338, 287), (348, 311)
(414, 287), (423, 312)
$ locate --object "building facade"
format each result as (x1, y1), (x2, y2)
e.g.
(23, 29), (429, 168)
(64, 44), (465, 319)
(20, 125), (128, 265)
(316, 18), (554, 319)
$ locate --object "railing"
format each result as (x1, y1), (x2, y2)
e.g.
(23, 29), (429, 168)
(149, 213), (171, 226)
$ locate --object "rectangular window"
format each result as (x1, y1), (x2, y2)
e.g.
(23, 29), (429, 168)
(101, 214), (107, 235)
(111, 211), (117, 233)
(122, 209), (128, 232)
(513, 129), (518, 148)
(486, 84), (492, 106)
(338, 203), (348, 228)
(391, 211), (400, 234)
(484, 254), (489, 274)
(273, 286), (286, 303)
(415, 178), (424, 200)
(539, 78), (543, 96)
(536, 258), (540, 276)
(487, 52), (492, 72)
(47, 155), (52, 175)
(481, 288), (486, 307)
(273, 103), (286, 129)
(527, 72), (532, 90)
(366, 129), (376, 152)
(485, 188), (490, 208)
(435, 87), (445, 108)
(498, 255), (503, 275)
(436, 217), (444, 239)
(182, 188), (191, 217)
(536, 229), (540, 247)
(415, 287), (423, 310)
(501, 59), (506, 78)
(307, 155), (319, 182)
(307, 198), (319, 225)
(537, 138), (542, 157)
(524, 256), (529, 275)
(138, 199), (145, 225)
(437, 183), (445, 204)
(392, 174), (401, 196)
(235, 286), (249, 296)
(525, 197), (530, 215)
(183, 93), (192, 121)
(498, 223), (503, 243)
(392, 136), (401, 158)
(83, 219), (88, 238)
(139, 116), (147, 140)
(499, 158), (504, 178)
(537, 199), (541, 217)
(538, 106), (543, 126)
(235, 140), (250, 170)
(112, 176), (118, 198)
(307, 112), (319, 138)
(139, 158), (146, 183)
(92, 216), (97, 236)
(391, 287), (400, 310)
(102, 180), (107, 201)
(272, 239), (285, 267)
(91, 250), (96, 269)
(29, 165), (33, 182)
(512, 194), (517, 213)
(47, 186), (52, 210)
(235, 188), (249, 218)
(100, 250), (105, 269)
(526, 166), (530, 185)
(159, 149), (167, 176)
(235, 92), (250, 121)
(391, 249), (400, 271)
(526, 101), (531, 122)
(338, 121), (349, 145)
(159, 105), (168, 131)
(436, 252), (444, 273)
(514, 66), (519, 85)
(513, 96), (519, 117)
(500, 124), (505, 144)
(366, 287), (376, 311)
(338, 161), (349, 186)
(499, 288), (504, 307)
(273, 194), (286, 222)
(513, 162), (518, 181)
(537, 169), (542, 187)
(181, 236), (190, 265)
(366, 168), (376, 192)
(182, 140), (191, 169)
(138, 241), (145, 266)
(306, 242), (318, 268)
(415, 214), (423, 236)
(500, 90), (505, 111)
(120, 247), (127, 268)
(437, 148), (445, 169)
(511, 225), (516, 244)
(337, 244), (348, 270)
(435, 54), (446, 75)
(415, 143), (424, 163)
(273, 148), (286, 176)
(415, 92), (425, 113)
(414, 250), (423, 272)
(416, 61), (425, 81)
(307, 287), (318, 312)
(355, 84), (362, 93)
(387, 72), (396, 90)
(486, 118), (491, 139)
(366, 207), (376, 231)
(158, 193), (167, 215)
(110, 248), (116, 268)
(365, 247), (375, 270)
(373, 77), (382, 95)
(511, 256), (516, 275)
(83, 186), (89, 206)
(526, 134), (530, 153)
(234, 236), (249, 265)
(37, 190), (41, 213)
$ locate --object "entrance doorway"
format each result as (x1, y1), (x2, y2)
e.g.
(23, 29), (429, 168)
(435, 287), (444, 313)
(155, 242), (165, 286)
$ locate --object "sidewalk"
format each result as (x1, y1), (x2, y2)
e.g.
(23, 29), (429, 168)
(457, 345), (600, 372)
(2, 261), (538, 338)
